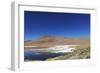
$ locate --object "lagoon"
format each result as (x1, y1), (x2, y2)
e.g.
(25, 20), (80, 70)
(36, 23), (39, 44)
(24, 45), (76, 61)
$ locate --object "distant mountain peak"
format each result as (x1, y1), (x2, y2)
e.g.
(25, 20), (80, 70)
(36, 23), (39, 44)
(39, 35), (58, 42)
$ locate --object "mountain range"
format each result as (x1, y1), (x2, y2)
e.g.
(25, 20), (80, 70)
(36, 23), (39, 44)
(24, 35), (90, 49)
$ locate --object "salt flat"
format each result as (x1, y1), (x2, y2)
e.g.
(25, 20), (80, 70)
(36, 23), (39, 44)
(25, 45), (77, 53)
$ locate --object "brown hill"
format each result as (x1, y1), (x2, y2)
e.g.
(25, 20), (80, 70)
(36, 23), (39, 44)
(24, 35), (90, 49)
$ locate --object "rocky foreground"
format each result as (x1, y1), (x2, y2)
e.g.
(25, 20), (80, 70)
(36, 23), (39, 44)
(46, 46), (90, 61)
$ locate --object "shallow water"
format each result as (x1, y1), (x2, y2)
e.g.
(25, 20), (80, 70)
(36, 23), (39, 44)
(24, 45), (76, 61)
(24, 50), (64, 61)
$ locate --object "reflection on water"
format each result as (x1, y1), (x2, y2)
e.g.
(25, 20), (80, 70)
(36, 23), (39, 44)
(24, 45), (76, 61)
(24, 50), (64, 61)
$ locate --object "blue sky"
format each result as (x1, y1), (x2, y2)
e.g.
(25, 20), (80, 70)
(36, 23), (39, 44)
(24, 11), (90, 40)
